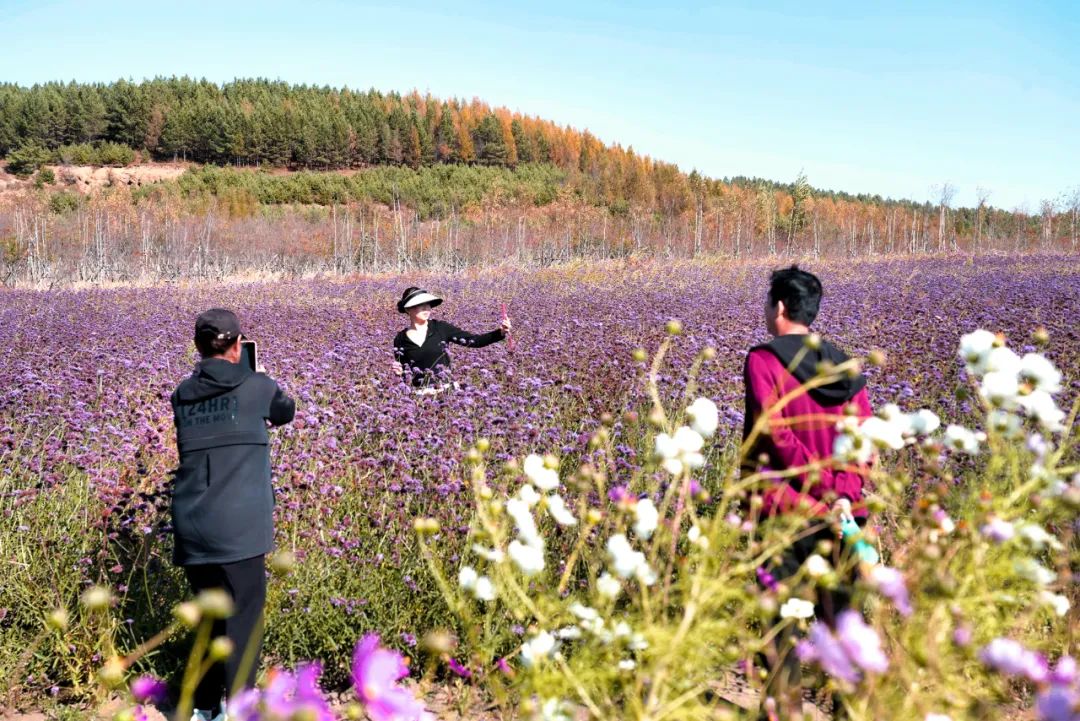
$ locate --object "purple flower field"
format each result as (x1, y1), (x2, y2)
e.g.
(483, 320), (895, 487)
(1, 253), (1079, 694)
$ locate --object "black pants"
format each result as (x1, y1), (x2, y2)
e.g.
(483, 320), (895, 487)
(185, 555), (267, 712)
(758, 520), (861, 719)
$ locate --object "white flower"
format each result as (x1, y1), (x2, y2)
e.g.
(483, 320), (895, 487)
(471, 544), (505, 563)
(628, 632), (649, 650)
(555, 626), (582, 640)
(618, 659), (637, 671)
(523, 454), (560, 492)
(958, 329), (997, 373)
(1019, 353), (1062, 394)
(458, 566), (478, 590)
(606, 534), (656, 585)
(655, 426), (706, 475)
(1016, 523), (1063, 551)
(687, 524), (709, 550)
(686, 397), (719, 438)
(633, 498), (659, 539)
(613, 621), (632, 638)
(1014, 558), (1056, 586)
(908, 409), (941, 435)
(944, 424), (984, 454)
(804, 554), (831, 578)
(520, 631), (556, 667)
(1018, 391), (1066, 432)
(833, 431), (873, 463)
(987, 410), (1022, 437)
(780, 598), (815, 619)
(570, 603), (600, 622)
(1038, 591), (1070, 617)
(508, 540), (545, 576)
(545, 493), (578, 526)
(473, 576), (496, 602)
(517, 483), (541, 508)
(506, 498), (542, 548)
(980, 371), (1020, 408)
(596, 572), (621, 600)
(860, 416), (906, 450)
(540, 698), (573, 721)
(985, 345), (1022, 375)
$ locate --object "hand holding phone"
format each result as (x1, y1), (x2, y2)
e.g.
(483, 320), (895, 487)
(240, 339), (259, 373)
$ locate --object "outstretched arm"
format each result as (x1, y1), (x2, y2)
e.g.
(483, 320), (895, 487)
(441, 321), (505, 349)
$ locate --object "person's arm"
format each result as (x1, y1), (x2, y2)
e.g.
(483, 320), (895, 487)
(819, 387), (873, 506)
(267, 382), (296, 426)
(439, 320), (505, 349)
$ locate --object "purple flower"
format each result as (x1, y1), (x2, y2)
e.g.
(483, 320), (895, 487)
(130, 675), (168, 705)
(1050, 656), (1077, 686)
(836, 611), (889, 674)
(352, 633), (433, 721)
(756, 566), (778, 592)
(980, 638), (1049, 683)
(447, 657), (472, 678)
(797, 622), (860, 684)
(869, 565), (912, 616)
(230, 663), (334, 721)
(796, 611), (888, 684)
(1035, 686), (1079, 721)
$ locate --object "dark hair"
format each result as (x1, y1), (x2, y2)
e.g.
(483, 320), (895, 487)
(195, 334), (238, 359)
(768, 265), (823, 325)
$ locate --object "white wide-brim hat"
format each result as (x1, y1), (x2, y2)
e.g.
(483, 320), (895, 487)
(398, 289), (443, 312)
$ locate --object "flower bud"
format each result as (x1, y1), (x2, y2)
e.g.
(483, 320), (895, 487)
(465, 448), (482, 464)
(543, 453), (559, 470)
(623, 410), (639, 424)
(586, 509), (603, 525)
(600, 412), (615, 427)
(631, 347), (648, 363)
(665, 319), (683, 336)
(478, 485), (494, 500)
(209, 636), (234, 661)
(268, 550), (296, 576)
(648, 407), (666, 428)
(867, 349), (887, 367)
(173, 601), (201, 628)
(421, 629), (457, 655)
(196, 589), (234, 620)
(1032, 326), (1050, 345)
(475, 437), (491, 453)
(701, 346), (717, 360)
(413, 518), (440, 535)
(81, 585), (114, 612)
(46, 608), (69, 631)
(803, 333), (822, 350)
(98, 658), (125, 688)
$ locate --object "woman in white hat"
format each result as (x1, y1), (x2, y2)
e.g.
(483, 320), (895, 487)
(392, 287), (511, 390)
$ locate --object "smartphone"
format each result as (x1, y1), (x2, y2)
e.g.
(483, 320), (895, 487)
(240, 339), (258, 372)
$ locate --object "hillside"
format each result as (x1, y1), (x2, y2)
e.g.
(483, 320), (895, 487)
(0, 79), (1077, 284)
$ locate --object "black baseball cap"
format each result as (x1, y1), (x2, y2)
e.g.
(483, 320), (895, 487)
(195, 308), (242, 342)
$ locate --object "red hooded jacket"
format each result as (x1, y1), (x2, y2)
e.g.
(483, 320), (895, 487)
(742, 335), (873, 518)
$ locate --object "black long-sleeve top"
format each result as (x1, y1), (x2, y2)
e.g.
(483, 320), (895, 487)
(393, 318), (505, 387)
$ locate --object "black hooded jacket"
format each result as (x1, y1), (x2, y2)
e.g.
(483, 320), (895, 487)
(169, 358), (295, 565)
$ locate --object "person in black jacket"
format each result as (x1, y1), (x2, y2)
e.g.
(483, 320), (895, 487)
(170, 308), (295, 721)
(392, 287), (511, 390)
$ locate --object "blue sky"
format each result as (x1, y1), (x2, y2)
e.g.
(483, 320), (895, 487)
(2, 0), (1077, 209)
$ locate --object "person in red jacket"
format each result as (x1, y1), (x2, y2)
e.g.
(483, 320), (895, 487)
(743, 265), (874, 719)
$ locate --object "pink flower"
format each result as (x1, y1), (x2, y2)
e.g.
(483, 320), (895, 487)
(130, 675), (168, 705)
(352, 634), (433, 721)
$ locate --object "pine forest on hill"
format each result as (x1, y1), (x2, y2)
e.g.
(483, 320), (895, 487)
(0, 78), (1077, 284)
